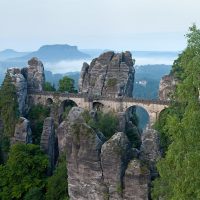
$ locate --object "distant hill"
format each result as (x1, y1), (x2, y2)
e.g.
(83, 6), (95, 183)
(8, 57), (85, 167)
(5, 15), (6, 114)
(9, 44), (90, 62)
(0, 49), (29, 61)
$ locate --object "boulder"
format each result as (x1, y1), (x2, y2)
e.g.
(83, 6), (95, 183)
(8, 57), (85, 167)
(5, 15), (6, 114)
(11, 117), (32, 144)
(79, 51), (135, 97)
(7, 68), (27, 115)
(40, 117), (58, 174)
(101, 132), (131, 200)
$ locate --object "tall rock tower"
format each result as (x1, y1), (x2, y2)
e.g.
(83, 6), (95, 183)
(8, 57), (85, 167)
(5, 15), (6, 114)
(79, 51), (135, 97)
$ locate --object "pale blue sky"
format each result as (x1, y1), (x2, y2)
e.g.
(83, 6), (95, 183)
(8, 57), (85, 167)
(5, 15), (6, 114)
(0, 0), (200, 51)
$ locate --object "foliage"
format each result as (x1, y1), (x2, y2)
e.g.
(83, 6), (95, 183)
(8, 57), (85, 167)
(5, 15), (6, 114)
(87, 111), (118, 139)
(58, 76), (76, 93)
(27, 105), (50, 144)
(0, 73), (19, 137)
(0, 73), (19, 162)
(44, 82), (56, 92)
(24, 187), (44, 200)
(0, 144), (48, 200)
(46, 155), (69, 200)
(152, 24), (200, 199)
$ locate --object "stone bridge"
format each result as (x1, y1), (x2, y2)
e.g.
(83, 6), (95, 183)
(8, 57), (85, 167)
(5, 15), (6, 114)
(28, 91), (169, 126)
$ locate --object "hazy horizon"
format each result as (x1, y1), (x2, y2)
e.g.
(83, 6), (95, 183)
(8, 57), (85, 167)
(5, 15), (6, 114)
(1, 0), (200, 52)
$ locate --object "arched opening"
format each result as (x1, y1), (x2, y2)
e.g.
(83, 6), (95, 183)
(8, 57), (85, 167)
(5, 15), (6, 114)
(46, 98), (53, 106)
(126, 106), (150, 130)
(59, 99), (78, 123)
(93, 102), (104, 111)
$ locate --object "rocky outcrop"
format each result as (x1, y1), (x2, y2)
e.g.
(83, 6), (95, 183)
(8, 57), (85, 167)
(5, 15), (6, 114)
(61, 107), (106, 200)
(22, 57), (45, 91)
(57, 107), (151, 200)
(140, 128), (161, 179)
(40, 117), (58, 174)
(7, 68), (27, 115)
(11, 117), (32, 144)
(79, 51), (135, 97)
(123, 160), (150, 200)
(159, 74), (177, 100)
(101, 132), (131, 199)
(4, 57), (45, 115)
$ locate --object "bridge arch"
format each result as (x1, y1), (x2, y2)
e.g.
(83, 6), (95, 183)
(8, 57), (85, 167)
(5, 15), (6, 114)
(46, 98), (53, 106)
(92, 101), (104, 111)
(59, 99), (78, 123)
(125, 105), (150, 130)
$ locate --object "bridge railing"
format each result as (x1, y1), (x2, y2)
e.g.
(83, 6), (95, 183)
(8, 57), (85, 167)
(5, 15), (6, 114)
(28, 90), (170, 105)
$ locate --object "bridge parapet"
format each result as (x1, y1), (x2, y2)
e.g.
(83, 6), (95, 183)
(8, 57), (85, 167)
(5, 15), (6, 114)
(28, 90), (170, 106)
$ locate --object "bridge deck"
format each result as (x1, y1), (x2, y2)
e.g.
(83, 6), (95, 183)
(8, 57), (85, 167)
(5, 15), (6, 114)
(28, 91), (170, 105)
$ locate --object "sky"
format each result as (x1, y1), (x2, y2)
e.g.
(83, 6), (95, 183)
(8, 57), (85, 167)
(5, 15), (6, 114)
(0, 0), (200, 52)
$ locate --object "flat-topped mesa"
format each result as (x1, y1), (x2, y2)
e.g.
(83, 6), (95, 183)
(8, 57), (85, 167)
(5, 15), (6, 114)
(79, 51), (135, 97)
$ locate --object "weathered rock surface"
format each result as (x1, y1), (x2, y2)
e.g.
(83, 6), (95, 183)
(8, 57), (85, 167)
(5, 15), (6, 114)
(11, 117), (32, 144)
(101, 132), (131, 200)
(57, 107), (153, 200)
(57, 107), (85, 154)
(63, 108), (107, 200)
(140, 128), (161, 178)
(40, 117), (58, 174)
(7, 68), (27, 115)
(159, 74), (177, 100)
(123, 159), (150, 200)
(79, 51), (135, 97)
(4, 57), (45, 115)
(22, 57), (45, 91)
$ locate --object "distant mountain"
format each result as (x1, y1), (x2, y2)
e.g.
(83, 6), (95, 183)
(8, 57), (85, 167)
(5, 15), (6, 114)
(9, 44), (90, 62)
(0, 49), (29, 61)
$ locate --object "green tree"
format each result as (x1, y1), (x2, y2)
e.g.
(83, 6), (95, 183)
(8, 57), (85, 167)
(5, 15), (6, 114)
(46, 156), (69, 200)
(27, 105), (50, 144)
(0, 144), (48, 200)
(0, 73), (19, 138)
(0, 73), (19, 160)
(152, 24), (200, 199)
(44, 82), (56, 92)
(58, 76), (76, 93)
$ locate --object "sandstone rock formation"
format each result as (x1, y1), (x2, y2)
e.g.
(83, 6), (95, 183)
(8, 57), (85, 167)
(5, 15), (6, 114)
(123, 159), (150, 200)
(159, 74), (177, 100)
(140, 128), (161, 179)
(22, 57), (45, 91)
(58, 107), (151, 200)
(11, 117), (32, 144)
(79, 51), (135, 97)
(7, 68), (27, 115)
(101, 132), (131, 199)
(40, 117), (58, 174)
(4, 57), (45, 115)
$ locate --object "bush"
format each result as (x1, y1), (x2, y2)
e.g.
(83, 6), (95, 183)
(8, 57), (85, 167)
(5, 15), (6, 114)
(27, 105), (50, 144)
(24, 187), (44, 200)
(46, 156), (69, 200)
(44, 82), (56, 92)
(0, 144), (48, 200)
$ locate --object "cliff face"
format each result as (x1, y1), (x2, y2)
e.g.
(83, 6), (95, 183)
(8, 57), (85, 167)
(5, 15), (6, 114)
(6, 57), (45, 115)
(79, 51), (135, 97)
(57, 107), (159, 200)
(159, 74), (177, 100)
